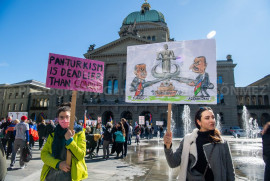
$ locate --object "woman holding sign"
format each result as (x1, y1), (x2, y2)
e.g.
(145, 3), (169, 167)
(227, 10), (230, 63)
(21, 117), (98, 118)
(164, 107), (235, 181)
(40, 103), (88, 181)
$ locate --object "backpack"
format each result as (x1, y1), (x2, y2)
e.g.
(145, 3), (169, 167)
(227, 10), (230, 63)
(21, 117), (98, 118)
(22, 145), (32, 162)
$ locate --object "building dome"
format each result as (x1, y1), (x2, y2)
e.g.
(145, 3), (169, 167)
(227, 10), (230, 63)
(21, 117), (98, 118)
(122, 1), (166, 25)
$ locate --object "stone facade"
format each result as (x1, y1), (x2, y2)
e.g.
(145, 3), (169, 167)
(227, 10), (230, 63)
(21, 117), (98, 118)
(0, 80), (49, 120)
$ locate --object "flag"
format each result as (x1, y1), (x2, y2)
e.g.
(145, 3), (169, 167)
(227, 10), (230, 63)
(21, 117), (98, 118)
(149, 113), (152, 126)
(194, 79), (202, 96)
(83, 110), (87, 129)
(29, 124), (39, 141)
(110, 116), (113, 124)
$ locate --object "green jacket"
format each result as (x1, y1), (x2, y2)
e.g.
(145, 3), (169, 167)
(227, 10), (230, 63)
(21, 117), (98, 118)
(40, 131), (88, 181)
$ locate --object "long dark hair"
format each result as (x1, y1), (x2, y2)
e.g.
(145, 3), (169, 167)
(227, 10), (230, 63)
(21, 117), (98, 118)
(117, 122), (126, 137)
(195, 106), (222, 143)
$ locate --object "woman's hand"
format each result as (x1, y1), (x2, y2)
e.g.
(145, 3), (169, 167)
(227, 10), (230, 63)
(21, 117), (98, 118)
(65, 129), (75, 140)
(164, 131), (172, 149)
(59, 161), (71, 172)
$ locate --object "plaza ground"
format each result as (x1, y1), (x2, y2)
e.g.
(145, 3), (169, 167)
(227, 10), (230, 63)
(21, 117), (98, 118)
(5, 136), (264, 181)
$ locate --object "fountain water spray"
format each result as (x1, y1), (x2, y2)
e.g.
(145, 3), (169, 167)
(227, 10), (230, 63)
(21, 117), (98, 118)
(182, 105), (191, 136)
(216, 114), (222, 132)
(242, 106), (251, 138)
(242, 106), (260, 139)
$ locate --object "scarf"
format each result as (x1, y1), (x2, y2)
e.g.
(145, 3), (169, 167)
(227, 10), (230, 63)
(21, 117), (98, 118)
(52, 124), (68, 159)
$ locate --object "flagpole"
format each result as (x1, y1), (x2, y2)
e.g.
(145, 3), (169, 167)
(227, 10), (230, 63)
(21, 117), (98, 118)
(167, 103), (172, 133)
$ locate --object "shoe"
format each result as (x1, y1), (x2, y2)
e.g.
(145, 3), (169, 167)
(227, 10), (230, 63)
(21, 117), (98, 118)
(8, 166), (14, 170)
(20, 165), (25, 169)
(119, 155), (124, 159)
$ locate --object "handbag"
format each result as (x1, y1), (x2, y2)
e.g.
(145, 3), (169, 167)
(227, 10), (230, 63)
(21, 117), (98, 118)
(22, 144), (32, 162)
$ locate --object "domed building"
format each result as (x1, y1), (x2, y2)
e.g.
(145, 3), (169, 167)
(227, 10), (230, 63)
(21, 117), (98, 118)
(81, 1), (175, 128)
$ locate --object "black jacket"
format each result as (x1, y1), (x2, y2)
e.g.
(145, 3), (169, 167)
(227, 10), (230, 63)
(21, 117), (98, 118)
(37, 123), (46, 137)
(103, 128), (112, 141)
(263, 127), (270, 162)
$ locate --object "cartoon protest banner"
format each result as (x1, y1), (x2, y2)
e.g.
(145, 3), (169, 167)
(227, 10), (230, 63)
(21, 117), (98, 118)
(46, 53), (104, 166)
(126, 39), (216, 132)
(126, 39), (217, 104)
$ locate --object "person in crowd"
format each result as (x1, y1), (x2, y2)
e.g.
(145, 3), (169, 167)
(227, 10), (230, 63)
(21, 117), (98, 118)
(102, 122), (112, 160)
(114, 122), (125, 159)
(110, 124), (117, 155)
(9, 116), (29, 169)
(0, 139), (7, 181)
(140, 125), (144, 139)
(135, 130), (140, 145)
(28, 119), (35, 148)
(37, 120), (46, 150)
(44, 120), (55, 138)
(121, 118), (129, 157)
(40, 103), (88, 181)
(262, 122), (270, 181)
(145, 126), (150, 139)
(5, 119), (19, 159)
(128, 123), (133, 145)
(151, 126), (155, 139)
(164, 107), (235, 181)
(93, 123), (102, 156)
(0, 116), (12, 154)
(160, 126), (164, 138)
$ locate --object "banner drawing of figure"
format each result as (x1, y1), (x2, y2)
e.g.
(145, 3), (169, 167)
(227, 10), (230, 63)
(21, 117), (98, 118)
(188, 56), (214, 97)
(126, 39), (217, 104)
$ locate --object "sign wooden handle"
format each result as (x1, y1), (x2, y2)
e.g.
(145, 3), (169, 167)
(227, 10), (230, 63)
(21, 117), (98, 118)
(167, 103), (172, 133)
(66, 90), (77, 166)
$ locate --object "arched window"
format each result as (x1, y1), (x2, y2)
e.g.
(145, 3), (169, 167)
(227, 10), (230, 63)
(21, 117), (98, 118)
(113, 80), (118, 94)
(44, 99), (48, 107)
(107, 80), (112, 94)
(7, 104), (10, 111)
(14, 104), (17, 111)
(245, 96), (250, 105)
(152, 36), (156, 41)
(251, 96), (256, 105)
(32, 99), (36, 107)
(147, 36), (151, 40)
(264, 95), (269, 106)
(36, 99), (40, 107)
(258, 96), (263, 105)
(20, 103), (23, 111)
(47, 99), (50, 107)
(40, 99), (44, 107)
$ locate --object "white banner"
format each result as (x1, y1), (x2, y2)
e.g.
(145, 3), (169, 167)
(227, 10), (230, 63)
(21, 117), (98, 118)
(126, 39), (217, 104)
(139, 116), (145, 125)
(156, 121), (164, 126)
(8, 112), (28, 120)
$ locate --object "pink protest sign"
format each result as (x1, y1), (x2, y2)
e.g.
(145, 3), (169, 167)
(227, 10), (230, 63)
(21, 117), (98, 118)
(46, 53), (104, 93)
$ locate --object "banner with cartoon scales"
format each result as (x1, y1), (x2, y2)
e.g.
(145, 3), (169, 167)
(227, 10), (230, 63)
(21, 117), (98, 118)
(125, 39), (217, 104)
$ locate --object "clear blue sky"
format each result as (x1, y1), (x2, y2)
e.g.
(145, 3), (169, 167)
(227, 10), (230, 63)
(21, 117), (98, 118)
(0, 0), (269, 87)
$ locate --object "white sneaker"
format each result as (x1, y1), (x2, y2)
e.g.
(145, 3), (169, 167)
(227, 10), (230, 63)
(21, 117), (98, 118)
(20, 165), (25, 169)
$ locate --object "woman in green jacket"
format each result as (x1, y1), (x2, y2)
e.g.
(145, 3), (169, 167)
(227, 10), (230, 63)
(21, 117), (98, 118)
(40, 103), (88, 181)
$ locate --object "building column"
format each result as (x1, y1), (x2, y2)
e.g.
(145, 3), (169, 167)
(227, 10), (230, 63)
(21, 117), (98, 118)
(118, 63), (123, 100)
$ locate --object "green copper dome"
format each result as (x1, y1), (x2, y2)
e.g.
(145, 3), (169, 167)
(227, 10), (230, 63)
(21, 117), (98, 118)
(122, 2), (165, 25)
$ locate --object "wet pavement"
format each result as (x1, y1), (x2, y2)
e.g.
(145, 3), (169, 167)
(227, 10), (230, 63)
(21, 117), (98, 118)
(5, 136), (265, 181)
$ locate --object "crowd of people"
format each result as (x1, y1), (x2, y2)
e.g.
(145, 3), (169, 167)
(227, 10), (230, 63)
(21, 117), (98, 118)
(0, 105), (269, 180)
